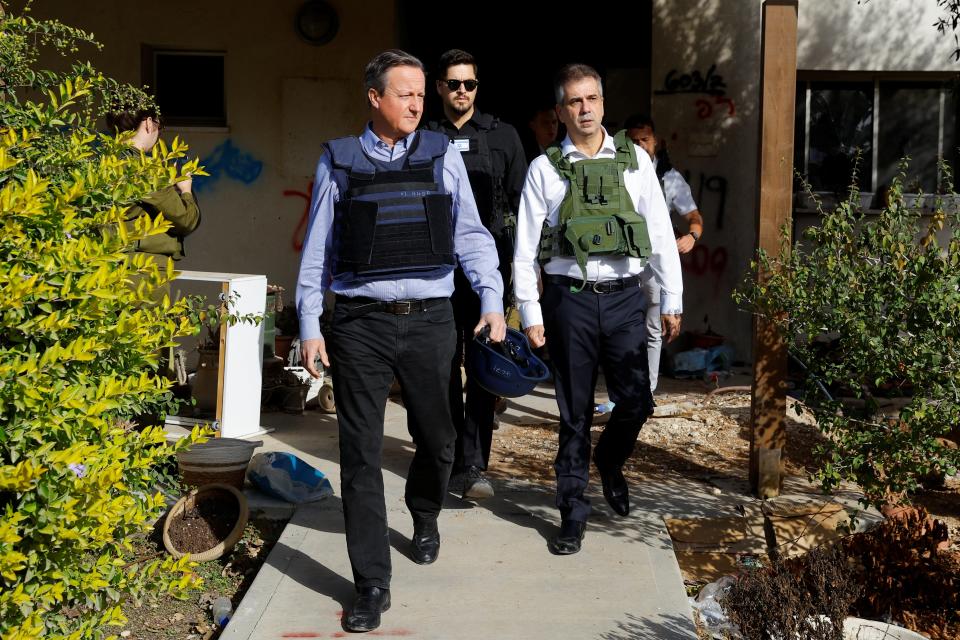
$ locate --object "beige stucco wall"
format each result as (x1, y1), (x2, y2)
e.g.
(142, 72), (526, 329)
(33, 0), (396, 301)
(651, 0), (763, 361)
(653, 0), (959, 362)
(798, 0), (959, 72)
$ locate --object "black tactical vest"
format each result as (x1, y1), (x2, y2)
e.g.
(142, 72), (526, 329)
(326, 131), (456, 281)
(428, 114), (515, 239)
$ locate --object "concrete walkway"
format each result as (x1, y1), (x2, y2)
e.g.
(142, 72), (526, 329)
(222, 382), (742, 640)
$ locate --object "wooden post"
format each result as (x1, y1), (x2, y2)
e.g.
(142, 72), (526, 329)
(750, 0), (798, 498)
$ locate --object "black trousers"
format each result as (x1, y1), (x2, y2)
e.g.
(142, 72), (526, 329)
(448, 238), (513, 471)
(330, 298), (457, 589)
(540, 281), (654, 523)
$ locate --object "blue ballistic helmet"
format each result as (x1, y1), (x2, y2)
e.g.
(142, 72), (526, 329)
(470, 327), (550, 398)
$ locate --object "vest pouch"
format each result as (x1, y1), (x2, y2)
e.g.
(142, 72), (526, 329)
(564, 216), (623, 256)
(423, 193), (455, 256)
(338, 198), (379, 265)
(613, 213), (652, 260)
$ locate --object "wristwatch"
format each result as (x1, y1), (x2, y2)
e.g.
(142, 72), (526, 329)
(689, 230), (700, 241)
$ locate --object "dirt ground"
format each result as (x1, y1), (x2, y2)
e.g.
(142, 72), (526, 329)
(118, 519), (286, 640)
(487, 376), (960, 548)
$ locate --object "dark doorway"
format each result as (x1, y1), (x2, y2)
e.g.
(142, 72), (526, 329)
(398, 1), (652, 146)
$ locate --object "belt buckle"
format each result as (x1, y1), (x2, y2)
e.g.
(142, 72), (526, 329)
(388, 301), (412, 315)
(591, 280), (605, 294)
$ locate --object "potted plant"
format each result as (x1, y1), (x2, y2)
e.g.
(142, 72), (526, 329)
(162, 483), (249, 562)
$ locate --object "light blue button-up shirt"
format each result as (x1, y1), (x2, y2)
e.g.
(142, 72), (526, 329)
(296, 125), (504, 341)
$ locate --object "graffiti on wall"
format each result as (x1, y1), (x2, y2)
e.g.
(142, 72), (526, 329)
(682, 170), (729, 230)
(654, 64), (727, 97)
(694, 95), (736, 120)
(285, 179), (314, 252)
(681, 243), (729, 282)
(194, 140), (264, 194)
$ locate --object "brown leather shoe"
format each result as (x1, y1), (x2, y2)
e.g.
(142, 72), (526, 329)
(343, 586), (390, 632)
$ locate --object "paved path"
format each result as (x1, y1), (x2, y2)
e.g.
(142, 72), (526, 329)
(222, 383), (737, 640)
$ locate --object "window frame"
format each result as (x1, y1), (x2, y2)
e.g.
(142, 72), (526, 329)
(141, 45), (228, 130)
(795, 70), (958, 196)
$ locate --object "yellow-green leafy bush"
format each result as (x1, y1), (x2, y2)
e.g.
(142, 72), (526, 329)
(1, 7), (211, 638)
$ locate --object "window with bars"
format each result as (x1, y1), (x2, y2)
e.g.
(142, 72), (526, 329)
(794, 77), (959, 196)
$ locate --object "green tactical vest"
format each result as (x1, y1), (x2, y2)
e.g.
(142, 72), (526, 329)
(539, 130), (653, 291)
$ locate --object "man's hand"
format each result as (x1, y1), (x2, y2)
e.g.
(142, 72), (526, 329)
(661, 314), (682, 343)
(676, 234), (696, 254)
(524, 324), (546, 348)
(301, 338), (330, 378)
(176, 177), (193, 194)
(474, 312), (506, 342)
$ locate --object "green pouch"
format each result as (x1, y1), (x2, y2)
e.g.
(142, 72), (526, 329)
(564, 216), (623, 255)
(613, 213), (652, 260)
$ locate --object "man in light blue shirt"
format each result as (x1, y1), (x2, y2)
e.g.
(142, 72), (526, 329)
(296, 49), (505, 633)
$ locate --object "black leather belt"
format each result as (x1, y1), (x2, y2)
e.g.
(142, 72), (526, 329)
(337, 295), (448, 316)
(545, 274), (642, 294)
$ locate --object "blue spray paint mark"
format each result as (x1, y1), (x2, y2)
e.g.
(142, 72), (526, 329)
(194, 140), (263, 193)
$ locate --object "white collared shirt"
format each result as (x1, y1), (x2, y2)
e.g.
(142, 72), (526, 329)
(513, 129), (683, 328)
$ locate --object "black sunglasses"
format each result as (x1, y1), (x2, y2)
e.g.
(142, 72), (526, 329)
(444, 79), (479, 92)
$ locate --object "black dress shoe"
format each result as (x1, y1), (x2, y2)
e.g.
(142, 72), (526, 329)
(551, 520), (586, 555)
(597, 463), (630, 516)
(344, 586), (390, 633)
(410, 519), (440, 564)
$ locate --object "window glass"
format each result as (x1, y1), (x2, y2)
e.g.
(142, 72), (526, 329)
(153, 52), (226, 127)
(808, 82), (873, 192)
(878, 82), (942, 193)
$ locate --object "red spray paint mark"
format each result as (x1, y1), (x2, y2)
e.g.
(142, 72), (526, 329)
(694, 95), (736, 120)
(286, 179), (314, 252)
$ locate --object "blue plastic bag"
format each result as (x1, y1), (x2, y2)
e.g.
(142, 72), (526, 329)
(247, 452), (334, 504)
(673, 345), (735, 379)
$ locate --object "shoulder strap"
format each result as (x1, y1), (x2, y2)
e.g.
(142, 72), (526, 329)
(545, 143), (576, 183)
(407, 130), (448, 169)
(325, 136), (376, 180)
(612, 129), (639, 172)
(472, 112), (498, 131)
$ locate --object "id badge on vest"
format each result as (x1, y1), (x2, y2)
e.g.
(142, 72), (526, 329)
(452, 137), (477, 154)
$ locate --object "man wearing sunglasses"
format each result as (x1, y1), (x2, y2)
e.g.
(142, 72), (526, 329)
(427, 49), (527, 502)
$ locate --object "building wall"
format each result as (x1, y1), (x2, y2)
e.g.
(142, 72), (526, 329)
(32, 0), (396, 301)
(27, 1), (959, 362)
(653, 0), (959, 363)
(798, 1), (959, 72)
(651, 0), (763, 360)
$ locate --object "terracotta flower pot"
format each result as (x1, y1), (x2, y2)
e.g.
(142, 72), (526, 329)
(162, 483), (249, 562)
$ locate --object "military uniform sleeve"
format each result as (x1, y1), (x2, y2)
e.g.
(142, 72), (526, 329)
(137, 185), (201, 235)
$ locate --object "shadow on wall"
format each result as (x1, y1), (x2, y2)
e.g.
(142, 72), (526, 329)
(798, 2), (951, 71)
(653, 0), (762, 160)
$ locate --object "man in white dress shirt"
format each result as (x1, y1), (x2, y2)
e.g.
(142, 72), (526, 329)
(626, 113), (704, 392)
(513, 64), (683, 554)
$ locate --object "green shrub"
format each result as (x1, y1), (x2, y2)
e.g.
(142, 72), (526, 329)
(0, 6), (213, 638)
(735, 163), (960, 510)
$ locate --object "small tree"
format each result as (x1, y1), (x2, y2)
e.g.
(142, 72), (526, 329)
(735, 163), (960, 510)
(0, 5), (211, 637)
